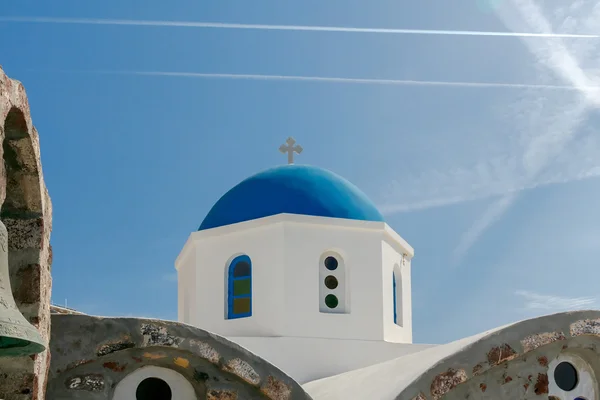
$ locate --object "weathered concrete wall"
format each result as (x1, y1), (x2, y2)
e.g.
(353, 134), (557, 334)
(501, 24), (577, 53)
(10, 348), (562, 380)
(48, 314), (313, 400)
(441, 336), (600, 399)
(0, 67), (53, 400)
(399, 311), (600, 400)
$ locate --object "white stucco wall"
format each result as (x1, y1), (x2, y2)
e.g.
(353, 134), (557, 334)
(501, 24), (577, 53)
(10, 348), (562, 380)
(175, 213), (414, 343)
(177, 246), (196, 324)
(177, 221), (286, 336)
(228, 336), (433, 384)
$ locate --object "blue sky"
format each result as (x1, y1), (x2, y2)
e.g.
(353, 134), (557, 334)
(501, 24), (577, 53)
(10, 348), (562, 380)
(2, 0), (600, 344)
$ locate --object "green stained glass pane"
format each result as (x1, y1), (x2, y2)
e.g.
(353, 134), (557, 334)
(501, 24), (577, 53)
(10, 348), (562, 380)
(233, 298), (251, 315)
(325, 294), (339, 309)
(233, 279), (251, 296)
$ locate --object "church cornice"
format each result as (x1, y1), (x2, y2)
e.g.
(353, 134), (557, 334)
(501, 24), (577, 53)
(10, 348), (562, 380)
(175, 213), (413, 270)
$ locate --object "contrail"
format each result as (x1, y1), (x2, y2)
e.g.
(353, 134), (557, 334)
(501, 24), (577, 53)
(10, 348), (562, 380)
(49, 69), (600, 91)
(1, 16), (599, 38)
(452, 0), (600, 262)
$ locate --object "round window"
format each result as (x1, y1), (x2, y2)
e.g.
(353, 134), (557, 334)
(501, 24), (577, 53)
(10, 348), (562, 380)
(324, 256), (338, 271)
(325, 294), (339, 309)
(554, 361), (578, 392)
(324, 275), (338, 289)
(136, 377), (172, 400)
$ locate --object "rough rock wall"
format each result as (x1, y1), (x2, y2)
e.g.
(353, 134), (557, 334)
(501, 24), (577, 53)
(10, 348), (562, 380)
(440, 335), (599, 399)
(0, 67), (53, 400)
(48, 315), (313, 400)
(400, 311), (600, 400)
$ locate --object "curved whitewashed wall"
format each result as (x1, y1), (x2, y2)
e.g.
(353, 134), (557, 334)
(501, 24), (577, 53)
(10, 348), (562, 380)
(228, 336), (433, 384)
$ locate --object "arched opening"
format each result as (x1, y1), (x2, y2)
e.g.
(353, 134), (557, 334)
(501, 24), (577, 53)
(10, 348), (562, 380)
(1, 106), (45, 315)
(2, 107), (43, 218)
(1, 107), (43, 293)
(136, 377), (172, 400)
(393, 272), (397, 324)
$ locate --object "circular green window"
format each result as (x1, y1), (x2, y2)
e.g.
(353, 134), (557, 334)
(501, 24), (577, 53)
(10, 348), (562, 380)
(325, 294), (339, 309)
(324, 275), (338, 289)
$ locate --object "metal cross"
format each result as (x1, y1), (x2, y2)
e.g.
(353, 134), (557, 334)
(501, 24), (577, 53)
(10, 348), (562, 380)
(279, 137), (303, 164)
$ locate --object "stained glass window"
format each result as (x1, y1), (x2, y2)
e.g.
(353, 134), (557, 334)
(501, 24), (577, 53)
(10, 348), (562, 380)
(393, 272), (397, 324)
(227, 256), (252, 319)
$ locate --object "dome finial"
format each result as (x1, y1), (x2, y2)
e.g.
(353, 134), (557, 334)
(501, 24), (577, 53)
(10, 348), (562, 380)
(279, 137), (303, 164)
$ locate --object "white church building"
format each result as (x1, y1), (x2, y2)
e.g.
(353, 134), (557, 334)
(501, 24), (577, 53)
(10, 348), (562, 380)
(170, 139), (600, 400)
(175, 138), (431, 384)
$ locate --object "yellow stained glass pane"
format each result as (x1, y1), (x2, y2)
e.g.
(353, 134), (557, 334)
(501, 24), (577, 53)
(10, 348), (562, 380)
(233, 298), (251, 315)
(233, 279), (251, 296)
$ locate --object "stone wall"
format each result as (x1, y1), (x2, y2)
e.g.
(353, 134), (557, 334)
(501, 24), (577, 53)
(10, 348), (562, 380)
(48, 315), (313, 400)
(398, 310), (600, 400)
(0, 67), (53, 400)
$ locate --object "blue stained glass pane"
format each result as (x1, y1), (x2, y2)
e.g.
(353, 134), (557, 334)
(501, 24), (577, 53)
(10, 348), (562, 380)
(233, 261), (251, 277)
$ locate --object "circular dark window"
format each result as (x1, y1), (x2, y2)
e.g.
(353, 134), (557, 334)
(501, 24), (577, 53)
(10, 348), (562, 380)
(324, 275), (338, 289)
(324, 256), (338, 271)
(325, 294), (339, 309)
(554, 361), (578, 392)
(136, 377), (172, 400)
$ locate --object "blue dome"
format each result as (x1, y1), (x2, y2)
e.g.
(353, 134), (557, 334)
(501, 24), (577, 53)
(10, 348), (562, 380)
(199, 165), (384, 231)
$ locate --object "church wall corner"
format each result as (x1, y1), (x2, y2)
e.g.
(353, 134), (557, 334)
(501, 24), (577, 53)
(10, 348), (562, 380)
(189, 222), (287, 337)
(382, 240), (413, 344)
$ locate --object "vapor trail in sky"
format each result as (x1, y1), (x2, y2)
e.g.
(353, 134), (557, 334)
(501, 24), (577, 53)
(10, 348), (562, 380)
(47, 69), (600, 91)
(2, 16), (599, 38)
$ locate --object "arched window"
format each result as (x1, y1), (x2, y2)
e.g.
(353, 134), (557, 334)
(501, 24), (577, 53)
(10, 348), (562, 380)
(393, 272), (397, 324)
(227, 255), (252, 319)
(393, 264), (403, 326)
